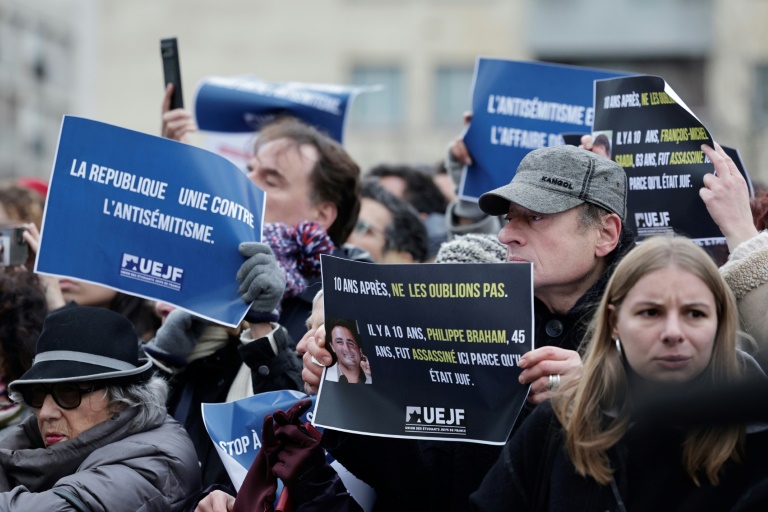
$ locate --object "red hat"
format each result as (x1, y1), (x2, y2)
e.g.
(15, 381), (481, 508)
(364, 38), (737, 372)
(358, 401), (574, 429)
(15, 177), (49, 199)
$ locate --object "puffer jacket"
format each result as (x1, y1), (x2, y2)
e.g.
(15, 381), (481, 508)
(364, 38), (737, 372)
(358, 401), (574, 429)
(0, 405), (201, 511)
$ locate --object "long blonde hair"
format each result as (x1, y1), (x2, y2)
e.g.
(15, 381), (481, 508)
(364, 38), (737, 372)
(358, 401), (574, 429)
(552, 236), (744, 486)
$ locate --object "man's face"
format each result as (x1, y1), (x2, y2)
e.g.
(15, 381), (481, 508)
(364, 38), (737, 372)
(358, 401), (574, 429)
(331, 325), (362, 372)
(498, 203), (601, 300)
(247, 138), (320, 227)
(346, 198), (392, 263)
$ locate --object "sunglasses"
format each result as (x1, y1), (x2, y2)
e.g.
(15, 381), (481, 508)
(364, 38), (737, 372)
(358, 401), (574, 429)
(20, 382), (106, 410)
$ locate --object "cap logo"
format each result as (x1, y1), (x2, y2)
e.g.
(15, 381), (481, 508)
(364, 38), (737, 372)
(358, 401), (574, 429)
(540, 176), (574, 190)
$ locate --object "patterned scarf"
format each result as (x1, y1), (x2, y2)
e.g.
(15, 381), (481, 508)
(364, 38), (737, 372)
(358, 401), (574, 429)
(263, 221), (335, 298)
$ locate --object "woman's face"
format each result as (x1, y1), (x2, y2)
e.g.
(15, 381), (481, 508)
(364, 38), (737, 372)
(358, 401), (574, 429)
(34, 386), (113, 447)
(59, 279), (117, 308)
(611, 265), (718, 383)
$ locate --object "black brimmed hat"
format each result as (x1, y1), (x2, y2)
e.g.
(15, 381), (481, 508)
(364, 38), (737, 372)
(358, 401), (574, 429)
(9, 305), (153, 395)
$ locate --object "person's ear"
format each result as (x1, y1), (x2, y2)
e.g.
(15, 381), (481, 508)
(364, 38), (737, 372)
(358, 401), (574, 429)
(607, 304), (619, 338)
(312, 201), (338, 232)
(595, 213), (622, 258)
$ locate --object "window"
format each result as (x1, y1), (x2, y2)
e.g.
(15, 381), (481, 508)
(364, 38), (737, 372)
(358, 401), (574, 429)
(348, 65), (404, 128)
(434, 65), (474, 126)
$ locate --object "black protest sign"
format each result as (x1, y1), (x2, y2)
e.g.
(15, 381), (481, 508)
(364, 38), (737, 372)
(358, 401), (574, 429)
(313, 256), (533, 445)
(593, 75), (723, 245)
(722, 145), (755, 197)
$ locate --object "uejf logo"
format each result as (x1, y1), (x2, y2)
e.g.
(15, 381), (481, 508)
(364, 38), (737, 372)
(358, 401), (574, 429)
(635, 211), (671, 229)
(404, 406), (466, 435)
(120, 253), (184, 291)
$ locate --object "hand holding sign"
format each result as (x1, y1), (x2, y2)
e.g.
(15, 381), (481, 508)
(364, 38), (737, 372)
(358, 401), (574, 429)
(699, 144), (758, 251)
(300, 324), (331, 396)
(237, 242), (286, 312)
(518, 346), (584, 405)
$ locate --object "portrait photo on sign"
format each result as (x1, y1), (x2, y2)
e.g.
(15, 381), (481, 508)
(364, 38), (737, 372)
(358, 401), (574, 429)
(324, 317), (372, 385)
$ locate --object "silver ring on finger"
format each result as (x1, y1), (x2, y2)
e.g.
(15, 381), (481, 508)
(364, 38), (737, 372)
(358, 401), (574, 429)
(548, 373), (561, 391)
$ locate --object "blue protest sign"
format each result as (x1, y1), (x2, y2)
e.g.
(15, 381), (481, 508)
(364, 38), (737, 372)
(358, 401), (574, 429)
(202, 390), (315, 490)
(36, 116), (264, 327)
(460, 59), (626, 200)
(202, 391), (375, 509)
(194, 76), (367, 143)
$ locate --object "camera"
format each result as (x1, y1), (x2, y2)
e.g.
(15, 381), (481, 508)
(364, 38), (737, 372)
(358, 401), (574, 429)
(0, 226), (29, 266)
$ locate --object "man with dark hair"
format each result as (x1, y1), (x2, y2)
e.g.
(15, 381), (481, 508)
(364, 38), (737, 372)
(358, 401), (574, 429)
(161, 98), (365, 341)
(347, 180), (429, 263)
(163, 107), (360, 248)
(250, 117), (361, 246)
(243, 117), (366, 339)
(324, 318), (370, 384)
(367, 164), (449, 260)
(368, 164), (447, 217)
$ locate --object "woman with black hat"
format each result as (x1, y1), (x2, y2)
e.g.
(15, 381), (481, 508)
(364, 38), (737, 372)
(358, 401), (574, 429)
(0, 304), (201, 511)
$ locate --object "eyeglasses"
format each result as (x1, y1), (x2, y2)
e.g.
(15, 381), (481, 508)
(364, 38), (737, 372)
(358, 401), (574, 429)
(354, 219), (384, 236)
(19, 382), (106, 410)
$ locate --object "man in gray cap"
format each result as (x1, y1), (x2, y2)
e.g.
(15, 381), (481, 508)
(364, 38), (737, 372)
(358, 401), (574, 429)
(478, 144), (634, 404)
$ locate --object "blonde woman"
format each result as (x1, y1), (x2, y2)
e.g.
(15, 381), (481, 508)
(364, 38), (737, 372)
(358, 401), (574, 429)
(471, 236), (768, 511)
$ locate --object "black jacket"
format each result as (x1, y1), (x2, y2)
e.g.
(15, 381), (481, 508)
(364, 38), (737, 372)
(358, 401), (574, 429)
(471, 400), (768, 512)
(164, 327), (302, 490)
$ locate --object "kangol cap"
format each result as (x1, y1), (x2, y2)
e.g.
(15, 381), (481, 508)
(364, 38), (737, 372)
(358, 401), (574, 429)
(478, 145), (627, 221)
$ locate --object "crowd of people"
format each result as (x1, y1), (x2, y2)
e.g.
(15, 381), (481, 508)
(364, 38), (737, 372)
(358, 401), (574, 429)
(0, 73), (764, 511)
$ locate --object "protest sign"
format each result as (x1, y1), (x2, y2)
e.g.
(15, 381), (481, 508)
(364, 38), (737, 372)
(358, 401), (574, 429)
(592, 75), (750, 263)
(36, 116), (264, 327)
(202, 390), (316, 491)
(203, 131), (256, 174)
(194, 76), (370, 143)
(202, 391), (375, 510)
(722, 146), (755, 197)
(313, 256), (533, 445)
(460, 58), (626, 200)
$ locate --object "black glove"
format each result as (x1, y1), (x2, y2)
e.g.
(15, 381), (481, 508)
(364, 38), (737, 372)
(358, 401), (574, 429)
(237, 242), (286, 315)
(144, 309), (207, 367)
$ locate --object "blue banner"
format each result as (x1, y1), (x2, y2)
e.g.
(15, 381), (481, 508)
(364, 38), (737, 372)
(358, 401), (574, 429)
(194, 76), (367, 143)
(460, 59), (626, 200)
(202, 391), (375, 509)
(36, 116), (265, 327)
(202, 390), (316, 490)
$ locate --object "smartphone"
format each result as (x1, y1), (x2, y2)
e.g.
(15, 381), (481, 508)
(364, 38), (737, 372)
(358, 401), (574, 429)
(161, 37), (184, 110)
(0, 226), (28, 266)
